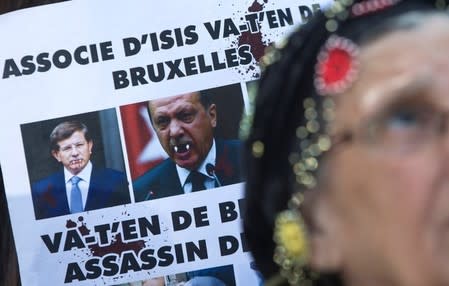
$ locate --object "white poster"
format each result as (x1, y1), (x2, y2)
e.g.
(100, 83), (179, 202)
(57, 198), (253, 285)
(0, 0), (327, 285)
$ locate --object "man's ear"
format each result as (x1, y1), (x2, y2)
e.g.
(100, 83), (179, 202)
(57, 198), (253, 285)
(51, 150), (61, 162)
(147, 101), (155, 125)
(305, 191), (343, 272)
(207, 104), (217, 128)
(88, 140), (93, 154)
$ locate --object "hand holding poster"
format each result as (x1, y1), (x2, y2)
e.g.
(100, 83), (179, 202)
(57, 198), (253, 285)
(0, 0), (328, 285)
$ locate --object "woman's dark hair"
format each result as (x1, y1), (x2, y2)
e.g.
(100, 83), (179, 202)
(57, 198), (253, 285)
(243, 0), (445, 284)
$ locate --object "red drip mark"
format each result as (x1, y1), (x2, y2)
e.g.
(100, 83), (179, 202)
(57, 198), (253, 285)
(66, 220), (77, 228)
(42, 186), (57, 207)
(89, 234), (145, 257)
(78, 224), (90, 236)
(66, 217), (90, 236)
(215, 145), (234, 178)
(248, 1), (263, 12)
(239, 31), (268, 62)
(76, 216), (90, 235)
(238, 0), (269, 62)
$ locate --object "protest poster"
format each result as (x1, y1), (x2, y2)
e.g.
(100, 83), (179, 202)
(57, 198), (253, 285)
(0, 0), (329, 285)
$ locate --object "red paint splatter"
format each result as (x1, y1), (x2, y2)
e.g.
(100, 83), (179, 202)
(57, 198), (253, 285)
(89, 234), (145, 257)
(75, 215), (90, 235)
(42, 185), (57, 207)
(248, 1), (263, 12)
(66, 217), (90, 235)
(239, 31), (268, 62)
(238, 0), (269, 63)
(248, 0), (268, 12)
(66, 220), (77, 228)
(78, 224), (90, 236)
(216, 145), (234, 178)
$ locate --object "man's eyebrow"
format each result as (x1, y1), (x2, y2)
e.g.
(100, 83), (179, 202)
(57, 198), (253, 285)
(171, 105), (195, 115)
(153, 112), (167, 119)
(153, 115), (168, 124)
(60, 141), (85, 147)
(177, 106), (195, 112)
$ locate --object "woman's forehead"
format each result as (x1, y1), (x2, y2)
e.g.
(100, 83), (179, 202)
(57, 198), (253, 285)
(337, 16), (449, 119)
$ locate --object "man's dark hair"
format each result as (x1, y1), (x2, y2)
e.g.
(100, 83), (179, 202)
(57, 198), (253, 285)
(198, 90), (213, 110)
(147, 91), (213, 125)
(50, 121), (91, 152)
(244, 1), (445, 285)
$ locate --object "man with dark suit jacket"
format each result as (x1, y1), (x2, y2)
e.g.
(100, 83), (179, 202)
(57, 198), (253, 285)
(31, 121), (130, 220)
(133, 91), (243, 202)
(132, 92), (240, 285)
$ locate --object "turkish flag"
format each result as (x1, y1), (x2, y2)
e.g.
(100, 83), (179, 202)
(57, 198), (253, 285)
(120, 102), (167, 180)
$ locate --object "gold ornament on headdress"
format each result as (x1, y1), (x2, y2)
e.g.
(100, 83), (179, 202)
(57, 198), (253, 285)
(290, 97), (334, 191)
(271, 193), (313, 285)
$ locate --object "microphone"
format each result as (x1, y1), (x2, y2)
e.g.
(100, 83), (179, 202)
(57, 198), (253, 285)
(206, 163), (222, 187)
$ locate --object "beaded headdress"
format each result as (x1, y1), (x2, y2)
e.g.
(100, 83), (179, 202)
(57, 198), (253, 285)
(247, 0), (449, 284)
(261, 0), (414, 285)
(287, 0), (401, 192)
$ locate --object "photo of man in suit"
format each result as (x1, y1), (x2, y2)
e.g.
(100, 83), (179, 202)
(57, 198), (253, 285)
(133, 91), (243, 202)
(31, 121), (130, 220)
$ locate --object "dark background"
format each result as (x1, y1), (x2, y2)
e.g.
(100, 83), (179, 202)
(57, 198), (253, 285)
(202, 83), (245, 139)
(0, 0), (66, 14)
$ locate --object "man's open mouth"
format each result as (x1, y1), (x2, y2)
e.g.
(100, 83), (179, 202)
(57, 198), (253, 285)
(173, 143), (191, 154)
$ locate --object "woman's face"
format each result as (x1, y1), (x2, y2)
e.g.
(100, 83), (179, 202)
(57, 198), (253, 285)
(323, 15), (449, 286)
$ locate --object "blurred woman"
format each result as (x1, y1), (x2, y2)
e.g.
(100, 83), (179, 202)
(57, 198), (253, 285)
(244, 0), (449, 285)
